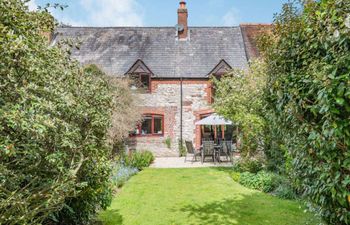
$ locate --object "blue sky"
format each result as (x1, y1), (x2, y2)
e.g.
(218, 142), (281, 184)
(27, 0), (289, 27)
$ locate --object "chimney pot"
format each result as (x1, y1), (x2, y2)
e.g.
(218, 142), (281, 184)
(180, 1), (186, 9)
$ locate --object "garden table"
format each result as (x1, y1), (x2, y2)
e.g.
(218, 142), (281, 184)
(200, 144), (222, 163)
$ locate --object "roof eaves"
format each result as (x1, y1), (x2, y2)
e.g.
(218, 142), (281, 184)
(125, 59), (156, 77)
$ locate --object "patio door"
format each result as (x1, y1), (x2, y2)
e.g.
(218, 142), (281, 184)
(200, 114), (214, 142)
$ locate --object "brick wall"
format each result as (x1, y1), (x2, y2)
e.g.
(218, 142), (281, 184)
(131, 79), (213, 157)
(194, 108), (215, 149)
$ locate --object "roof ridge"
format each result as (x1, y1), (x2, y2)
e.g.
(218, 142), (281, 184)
(240, 23), (272, 26)
(57, 26), (241, 29)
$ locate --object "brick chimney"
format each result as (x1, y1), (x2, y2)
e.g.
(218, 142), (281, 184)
(177, 1), (188, 39)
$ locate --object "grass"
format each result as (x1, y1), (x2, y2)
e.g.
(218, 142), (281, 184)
(99, 168), (320, 225)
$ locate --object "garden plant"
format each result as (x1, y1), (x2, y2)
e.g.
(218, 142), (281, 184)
(259, 0), (350, 224)
(0, 1), (138, 224)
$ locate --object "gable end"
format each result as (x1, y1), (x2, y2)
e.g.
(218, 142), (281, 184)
(207, 59), (232, 77)
(125, 59), (155, 77)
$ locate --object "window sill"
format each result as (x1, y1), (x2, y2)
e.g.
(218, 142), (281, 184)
(130, 89), (151, 94)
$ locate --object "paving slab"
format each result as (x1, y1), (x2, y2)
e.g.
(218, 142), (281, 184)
(150, 156), (239, 168)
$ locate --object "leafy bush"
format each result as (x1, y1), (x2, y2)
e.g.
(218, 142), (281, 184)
(178, 140), (187, 157)
(259, 0), (350, 223)
(232, 170), (298, 200)
(213, 60), (267, 156)
(239, 172), (259, 189)
(273, 183), (297, 200)
(239, 171), (277, 193)
(124, 151), (154, 170)
(232, 158), (264, 173)
(111, 164), (138, 188)
(0, 2), (138, 224)
(164, 137), (172, 149)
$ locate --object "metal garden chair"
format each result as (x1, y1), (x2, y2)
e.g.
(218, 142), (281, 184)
(184, 141), (201, 162)
(222, 141), (233, 162)
(202, 140), (216, 164)
(219, 141), (233, 162)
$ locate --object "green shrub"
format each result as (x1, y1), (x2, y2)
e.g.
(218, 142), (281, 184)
(124, 151), (154, 170)
(273, 183), (297, 200)
(232, 158), (264, 173)
(239, 171), (277, 193)
(233, 170), (298, 200)
(164, 137), (171, 149)
(239, 172), (258, 189)
(178, 140), (186, 157)
(0, 2), (138, 224)
(260, 0), (350, 223)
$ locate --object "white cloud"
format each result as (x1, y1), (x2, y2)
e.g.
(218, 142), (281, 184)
(51, 10), (86, 27)
(79, 0), (144, 26)
(26, 0), (37, 11)
(26, 0), (144, 27)
(57, 16), (86, 27)
(222, 7), (241, 26)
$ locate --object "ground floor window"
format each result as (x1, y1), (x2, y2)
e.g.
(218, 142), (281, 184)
(131, 114), (164, 136)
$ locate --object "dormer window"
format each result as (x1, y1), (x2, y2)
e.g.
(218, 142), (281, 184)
(208, 59), (232, 79)
(126, 59), (154, 92)
(130, 73), (150, 90)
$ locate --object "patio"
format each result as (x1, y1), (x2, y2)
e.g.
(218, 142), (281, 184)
(181, 113), (239, 165)
(151, 155), (239, 168)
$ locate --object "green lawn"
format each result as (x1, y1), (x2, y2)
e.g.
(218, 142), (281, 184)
(99, 168), (320, 225)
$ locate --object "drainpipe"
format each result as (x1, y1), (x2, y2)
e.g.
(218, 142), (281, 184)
(180, 76), (183, 152)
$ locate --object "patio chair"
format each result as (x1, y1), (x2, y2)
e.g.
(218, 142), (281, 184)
(221, 141), (233, 162)
(202, 141), (216, 164)
(232, 142), (240, 153)
(217, 138), (223, 145)
(184, 141), (201, 162)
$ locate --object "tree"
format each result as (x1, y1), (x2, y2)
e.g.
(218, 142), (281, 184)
(0, 1), (138, 224)
(260, 0), (350, 223)
(213, 60), (267, 157)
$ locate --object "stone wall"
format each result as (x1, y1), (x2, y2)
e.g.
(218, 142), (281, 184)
(130, 80), (212, 157)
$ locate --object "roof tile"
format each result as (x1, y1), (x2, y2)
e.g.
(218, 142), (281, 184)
(54, 27), (248, 78)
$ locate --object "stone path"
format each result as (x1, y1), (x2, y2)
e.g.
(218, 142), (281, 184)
(151, 156), (239, 168)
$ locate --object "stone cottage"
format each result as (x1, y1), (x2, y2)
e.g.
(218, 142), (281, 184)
(53, 1), (270, 156)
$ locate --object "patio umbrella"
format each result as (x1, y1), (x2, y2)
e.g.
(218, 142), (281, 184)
(195, 114), (233, 126)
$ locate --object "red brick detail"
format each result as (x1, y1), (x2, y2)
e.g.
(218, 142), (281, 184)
(193, 109), (215, 149)
(177, 1), (188, 39)
(183, 101), (192, 106)
(206, 81), (214, 104)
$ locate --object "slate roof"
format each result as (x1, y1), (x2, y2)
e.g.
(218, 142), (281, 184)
(54, 27), (248, 78)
